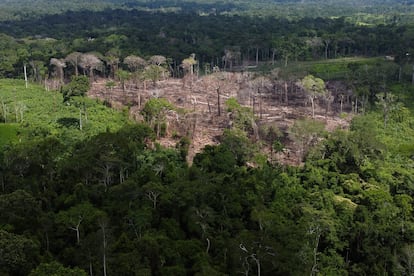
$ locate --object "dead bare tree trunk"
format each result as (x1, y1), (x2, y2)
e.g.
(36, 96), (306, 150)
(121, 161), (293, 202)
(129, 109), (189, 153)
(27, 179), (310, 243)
(284, 81), (288, 105)
(89, 258), (94, 276)
(252, 96), (256, 117)
(24, 64), (28, 88)
(79, 108), (83, 131)
(206, 238), (211, 255)
(217, 87), (221, 116)
(259, 90), (263, 119)
(309, 96), (315, 119)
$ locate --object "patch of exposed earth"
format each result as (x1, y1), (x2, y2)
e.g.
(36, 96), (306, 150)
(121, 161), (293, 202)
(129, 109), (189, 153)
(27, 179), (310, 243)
(88, 73), (352, 165)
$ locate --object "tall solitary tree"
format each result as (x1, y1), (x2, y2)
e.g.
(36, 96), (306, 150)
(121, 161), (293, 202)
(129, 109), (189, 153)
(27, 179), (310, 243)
(300, 75), (327, 118)
(181, 53), (198, 88)
(124, 55), (147, 107)
(181, 53), (197, 76)
(61, 75), (90, 130)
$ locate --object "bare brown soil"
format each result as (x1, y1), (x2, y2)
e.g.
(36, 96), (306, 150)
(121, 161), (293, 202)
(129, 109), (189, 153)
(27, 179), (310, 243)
(88, 73), (352, 165)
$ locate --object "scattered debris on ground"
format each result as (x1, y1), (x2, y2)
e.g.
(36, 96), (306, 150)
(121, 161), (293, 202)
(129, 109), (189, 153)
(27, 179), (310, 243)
(88, 72), (352, 165)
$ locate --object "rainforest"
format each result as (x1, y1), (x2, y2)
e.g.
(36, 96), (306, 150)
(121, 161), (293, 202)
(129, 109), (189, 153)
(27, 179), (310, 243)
(1, 0), (414, 275)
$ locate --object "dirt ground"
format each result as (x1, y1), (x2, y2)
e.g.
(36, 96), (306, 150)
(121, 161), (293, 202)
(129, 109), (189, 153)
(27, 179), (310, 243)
(88, 72), (352, 165)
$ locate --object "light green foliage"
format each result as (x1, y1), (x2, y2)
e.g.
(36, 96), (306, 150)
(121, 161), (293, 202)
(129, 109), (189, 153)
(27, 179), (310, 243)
(0, 123), (20, 145)
(0, 79), (129, 145)
(301, 75), (327, 118)
(143, 64), (169, 84)
(310, 61), (349, 80)
(181, 54), (197, 75)
(302, 75), (327, 96)
(225, 97), (255, 132)
(105, 80), (115, 90)
(116, 69), (130, 91)
(141, 98), (174, 137)
(141, 98), (174, 122)
(272, 140), (284, 153)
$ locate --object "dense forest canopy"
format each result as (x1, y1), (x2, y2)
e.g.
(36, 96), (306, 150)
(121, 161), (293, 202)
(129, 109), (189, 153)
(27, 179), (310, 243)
(0, 0), (414, 21)
(1, 0), (414, 275)
(0, 8), (413, 80)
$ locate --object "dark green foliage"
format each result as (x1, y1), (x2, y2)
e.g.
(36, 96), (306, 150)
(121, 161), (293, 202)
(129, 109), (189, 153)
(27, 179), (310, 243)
(176, 136), (191, 161)
(141, 98), (174, 137)
(0, 230), (40, 276)
(61, 76), (90, 102)
(193, 144), (237, 173)
(0, 124), (20, 145)
(56, 117), (80, 128)
(0, 190), (41, 233)
(1, 107), (414, 275)
(0, 7), (413, 81)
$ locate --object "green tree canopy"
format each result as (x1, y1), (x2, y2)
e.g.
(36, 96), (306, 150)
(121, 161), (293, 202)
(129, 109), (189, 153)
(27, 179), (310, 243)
(61, 75), (90, 102)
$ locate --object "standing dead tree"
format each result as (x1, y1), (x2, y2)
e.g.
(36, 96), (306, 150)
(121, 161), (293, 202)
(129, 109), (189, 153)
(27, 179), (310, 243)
(79, 53), (103, 82)
(50, 58), (66, 85)
(65, 52), (82, 76)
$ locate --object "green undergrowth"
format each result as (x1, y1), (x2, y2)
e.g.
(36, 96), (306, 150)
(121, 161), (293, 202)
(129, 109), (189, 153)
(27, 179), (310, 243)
(266, 57), (385, 80)
(0, 79), (130, 146)
(0, 123), (20, 145)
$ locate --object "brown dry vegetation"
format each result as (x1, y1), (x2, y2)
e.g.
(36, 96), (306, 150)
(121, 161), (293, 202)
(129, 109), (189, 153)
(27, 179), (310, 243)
(88, 72), (352, 165)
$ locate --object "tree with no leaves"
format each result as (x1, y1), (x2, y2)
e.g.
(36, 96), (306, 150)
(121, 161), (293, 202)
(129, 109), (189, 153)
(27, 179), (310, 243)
(222, 48), (241, 71)
(149, 55), (167, 67)
(249, 76), (272, 119)
(50, 58), (66, 84)
(124, 55), (146, 73)
(79, 53), (103, 81)
(65, 52), (82, 76)
(105, 49), (120, 79)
